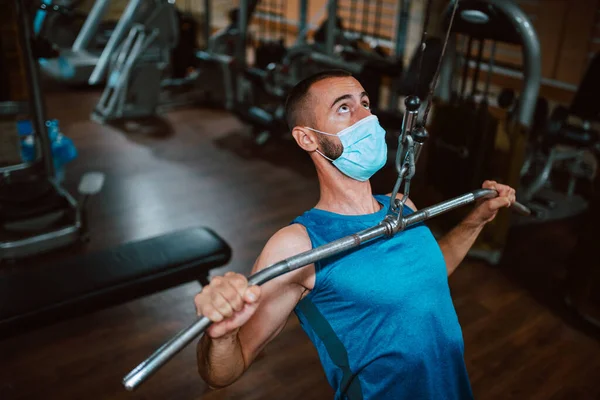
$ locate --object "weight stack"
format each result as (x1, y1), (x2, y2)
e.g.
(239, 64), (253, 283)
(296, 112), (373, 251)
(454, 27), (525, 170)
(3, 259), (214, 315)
(426, 101), (498, 200)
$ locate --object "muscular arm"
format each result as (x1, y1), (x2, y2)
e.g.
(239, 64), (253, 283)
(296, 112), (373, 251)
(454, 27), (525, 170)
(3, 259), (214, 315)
(196, 224), (314, 389)
(437, 180), (515, 276)
(437, 219), (484, 276)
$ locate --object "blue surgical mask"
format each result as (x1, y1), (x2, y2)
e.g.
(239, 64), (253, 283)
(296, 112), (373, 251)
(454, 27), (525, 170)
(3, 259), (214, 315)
(306, 115), (388, 182)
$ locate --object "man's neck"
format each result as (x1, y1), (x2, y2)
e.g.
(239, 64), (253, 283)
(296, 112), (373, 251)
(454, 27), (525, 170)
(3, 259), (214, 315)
(315, 170), (381, 216)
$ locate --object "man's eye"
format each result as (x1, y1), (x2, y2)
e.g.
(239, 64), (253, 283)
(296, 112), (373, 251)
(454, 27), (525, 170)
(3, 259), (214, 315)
(362, 102), (370, 109)
(338, 105), (350, 113)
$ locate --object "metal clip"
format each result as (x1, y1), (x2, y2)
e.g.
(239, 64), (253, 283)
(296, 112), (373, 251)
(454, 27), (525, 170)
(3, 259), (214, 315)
(387, 135), (416, 233)
(389, 174), (411, 233)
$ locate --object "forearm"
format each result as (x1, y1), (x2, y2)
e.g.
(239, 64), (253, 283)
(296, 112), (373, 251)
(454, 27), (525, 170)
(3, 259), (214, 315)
(197, 331), (246, 389)
(437, 216), (484, 276)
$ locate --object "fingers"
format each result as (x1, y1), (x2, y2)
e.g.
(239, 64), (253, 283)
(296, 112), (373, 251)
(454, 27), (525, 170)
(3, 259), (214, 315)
(482, 181), (516, 206)
(495, 184), (512, 198)
(485, 196), (512, 212)
(210, 287), (235, 318)
(245, 285), (261, 303)
(507, 187), (516, 205)
(200, 303), (224, 322)
(221, 272), (245, 312)
(482, 180), (497, 190)
(194, 272), (261, 324)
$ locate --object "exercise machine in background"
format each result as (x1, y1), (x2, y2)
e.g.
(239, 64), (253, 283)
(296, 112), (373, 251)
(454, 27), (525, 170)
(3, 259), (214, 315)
(230, 0), (294, 144)
(32, 0), (117, 84)
(90, 0), (255, 123)
(514, 52), (600, 224)
(282, 0), (409, 112)
(0, 0), (233, 340)
(233, 0), (444, 146)
(312, 0), (411, 111)
(428, 0), (598, 265)
(427, 0), (541, 264)
(231, 0), (409, 145)
(1, 0), (104, 261)
(287, 0), (443, 115)
(90, 0), (180, 122)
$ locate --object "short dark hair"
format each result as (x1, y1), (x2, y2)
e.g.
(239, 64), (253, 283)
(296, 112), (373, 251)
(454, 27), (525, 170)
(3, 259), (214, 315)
(284, 69), (352, 130)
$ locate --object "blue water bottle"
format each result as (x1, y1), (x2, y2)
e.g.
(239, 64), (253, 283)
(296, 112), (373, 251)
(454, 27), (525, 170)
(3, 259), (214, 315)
(18, 119), (78, 182)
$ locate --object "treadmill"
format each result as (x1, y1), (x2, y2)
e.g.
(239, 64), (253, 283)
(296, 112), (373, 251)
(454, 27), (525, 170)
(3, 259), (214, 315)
(33, 0), (156, 85)
(33, 0), (113, 84)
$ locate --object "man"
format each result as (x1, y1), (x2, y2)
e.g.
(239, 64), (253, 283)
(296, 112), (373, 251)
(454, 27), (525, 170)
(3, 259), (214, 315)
(194, 70), (516, 399)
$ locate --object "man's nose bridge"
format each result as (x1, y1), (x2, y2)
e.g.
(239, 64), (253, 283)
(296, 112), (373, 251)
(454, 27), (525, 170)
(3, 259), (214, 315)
(354, 106), (371, 123)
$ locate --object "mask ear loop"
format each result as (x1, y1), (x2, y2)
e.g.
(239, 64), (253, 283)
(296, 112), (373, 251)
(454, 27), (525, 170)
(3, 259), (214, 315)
(315, 148), (335, 162)
(303, 127), (337, 162)
(304, 127), (336, 136)
(305, 114), (379, 162)
(304, 114), (378, 138)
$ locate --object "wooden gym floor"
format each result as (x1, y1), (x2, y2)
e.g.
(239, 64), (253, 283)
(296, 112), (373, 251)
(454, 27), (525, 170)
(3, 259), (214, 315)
(1, 86), (599, 400)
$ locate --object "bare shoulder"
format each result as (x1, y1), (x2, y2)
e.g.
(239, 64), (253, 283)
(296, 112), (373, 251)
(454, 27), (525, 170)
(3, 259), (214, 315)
(262, 224), (312, 257)
(384, 192), (418, 211)
(253, 223), (315, 290)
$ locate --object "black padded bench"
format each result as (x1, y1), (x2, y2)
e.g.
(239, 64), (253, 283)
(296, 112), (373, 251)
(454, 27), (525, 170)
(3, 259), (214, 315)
(0, 227), (231, 338)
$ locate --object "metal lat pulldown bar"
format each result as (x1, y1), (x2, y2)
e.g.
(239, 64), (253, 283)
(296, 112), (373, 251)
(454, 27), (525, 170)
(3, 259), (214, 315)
(122, 188), (525, 391)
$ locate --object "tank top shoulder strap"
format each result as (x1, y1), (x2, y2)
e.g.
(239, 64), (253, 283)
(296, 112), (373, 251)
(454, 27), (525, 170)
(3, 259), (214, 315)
(291, 211), (328, 248)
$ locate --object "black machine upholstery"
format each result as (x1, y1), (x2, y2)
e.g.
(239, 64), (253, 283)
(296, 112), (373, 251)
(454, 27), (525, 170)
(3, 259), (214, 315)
(0, 227), (231, 337)
(569, 52), (600, 123)
(550, 124), (599, 148)
(545, 52), (600, 148)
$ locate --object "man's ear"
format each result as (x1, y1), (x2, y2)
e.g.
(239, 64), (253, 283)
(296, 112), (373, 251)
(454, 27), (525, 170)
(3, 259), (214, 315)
(292, 127), (319, 152)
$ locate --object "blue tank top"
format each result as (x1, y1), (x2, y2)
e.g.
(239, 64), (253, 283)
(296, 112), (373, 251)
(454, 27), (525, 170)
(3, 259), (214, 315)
(292, 195), (473, 400)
